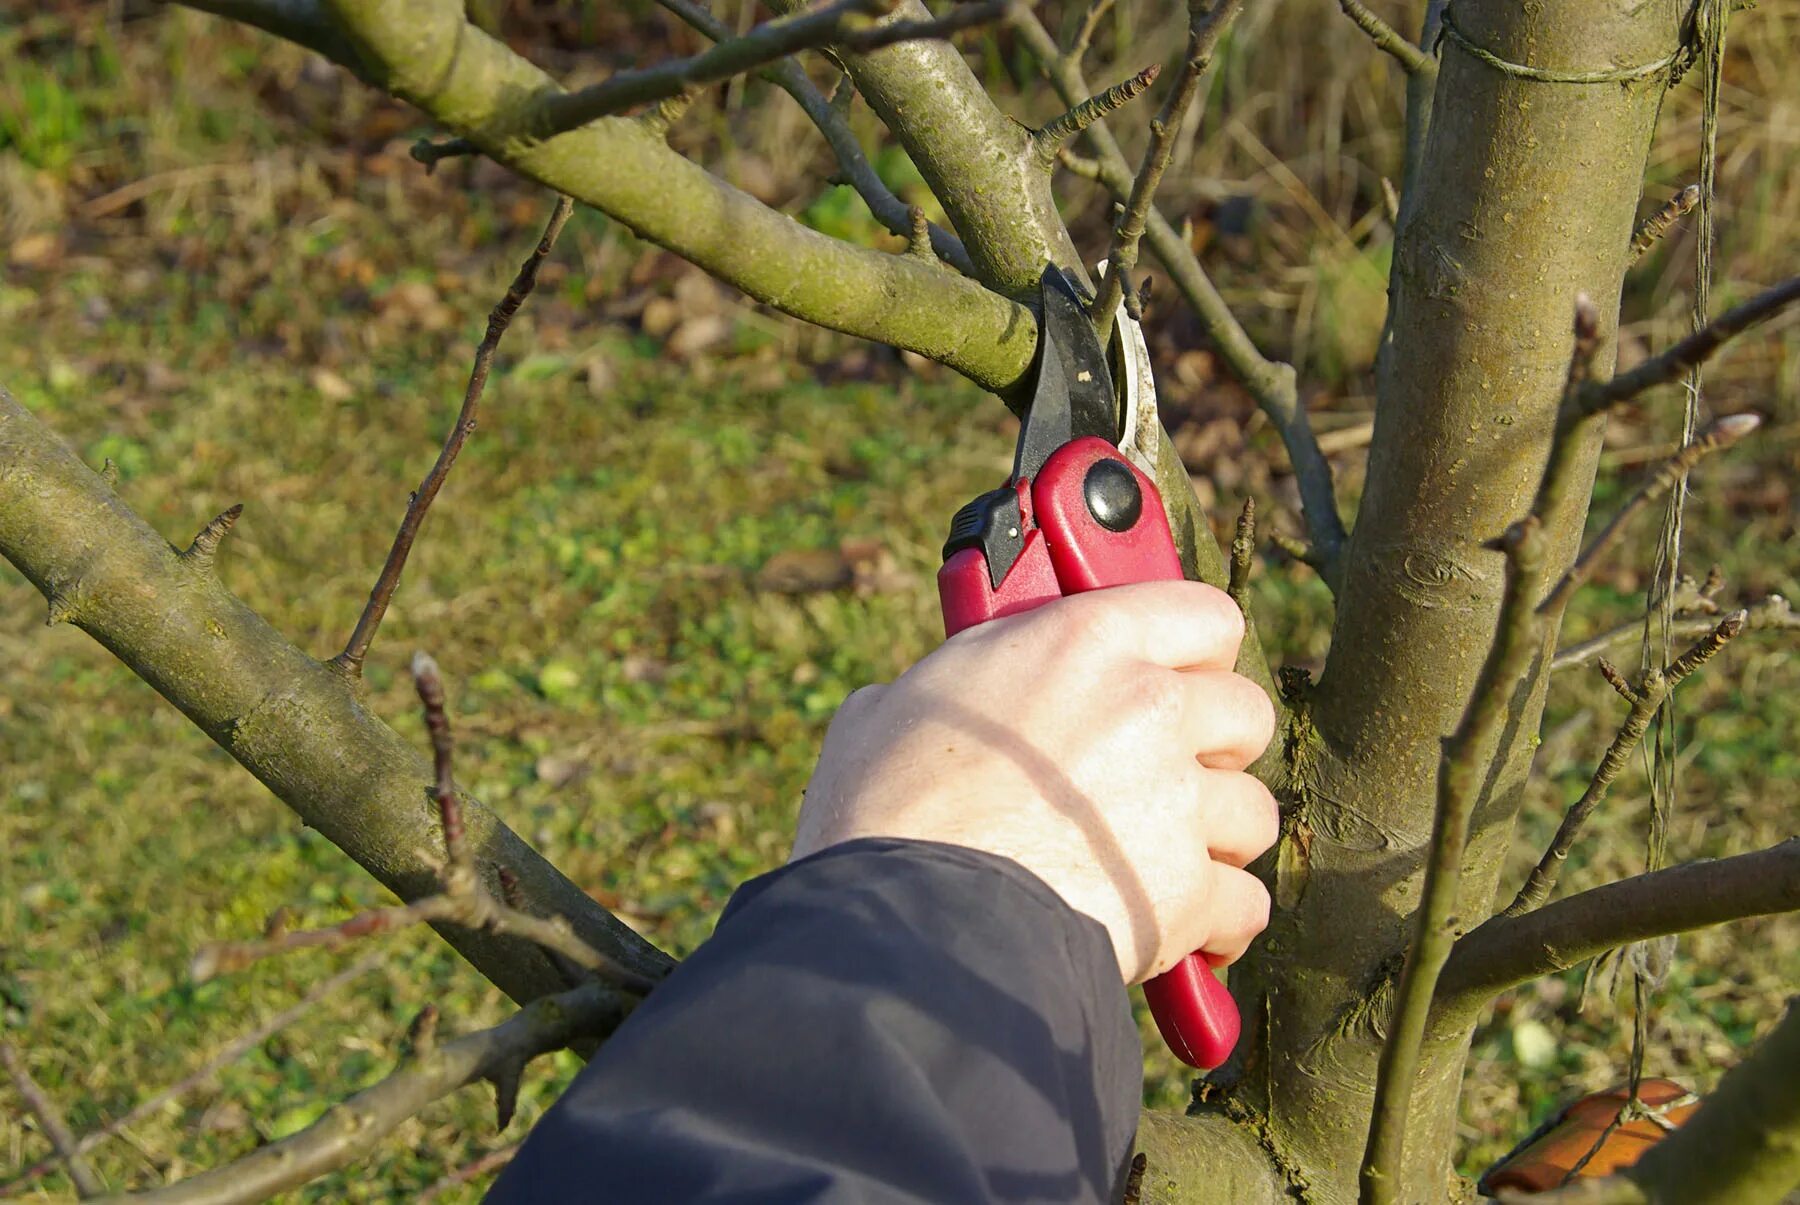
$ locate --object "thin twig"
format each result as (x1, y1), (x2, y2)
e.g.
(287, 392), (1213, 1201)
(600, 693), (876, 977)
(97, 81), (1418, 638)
(1630, 183), (1701, 264)
(1552, 593), (1796, 670)
(82, 981), (625, 1205)
(1358, 518), (1549, 1205)
(1093, 0), (1244, 348)
(1336, 0), (1430, 75)
(1228, 497), (1255, 612)
(1011, 5), (1348, 571)
(1, 1043), (106, 1198)
(1574, 275), (1800, 418)
(417, 1143), (521, 1202)
(1539, 413), (1760, 616)
(333, 196), (574, 677)
(1069, 0), (1117, 60)
(651, 0), (976, 275)
(1504, 611), (1744, 916)
(532, 0), (889, 137)
(1435, 839), (1800, 1025)
(532, 0), (1015, 139)
(1, 958), (383, 1195)
(1031, 64), (1160, 165)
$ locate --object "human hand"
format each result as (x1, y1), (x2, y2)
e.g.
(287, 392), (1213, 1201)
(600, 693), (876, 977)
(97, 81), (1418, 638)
(792, 581), (1278, 984)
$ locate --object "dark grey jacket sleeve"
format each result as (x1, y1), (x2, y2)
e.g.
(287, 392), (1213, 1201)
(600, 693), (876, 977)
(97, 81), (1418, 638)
(486, 837), (1141, 1203)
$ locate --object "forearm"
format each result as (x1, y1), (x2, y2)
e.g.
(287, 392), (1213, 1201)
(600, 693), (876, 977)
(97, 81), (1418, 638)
(490, 838), (1141, 1203)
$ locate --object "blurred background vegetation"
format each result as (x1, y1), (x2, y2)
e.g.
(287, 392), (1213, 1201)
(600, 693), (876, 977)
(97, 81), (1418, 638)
(1, 0), (1795, 1198)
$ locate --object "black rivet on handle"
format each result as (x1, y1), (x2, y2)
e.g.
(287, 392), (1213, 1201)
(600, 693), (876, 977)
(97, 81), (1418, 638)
(1083, 459), (1141, 532)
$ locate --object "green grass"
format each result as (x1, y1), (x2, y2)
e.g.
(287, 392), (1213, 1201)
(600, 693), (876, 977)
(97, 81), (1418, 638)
(3, 4), (1797, 1200)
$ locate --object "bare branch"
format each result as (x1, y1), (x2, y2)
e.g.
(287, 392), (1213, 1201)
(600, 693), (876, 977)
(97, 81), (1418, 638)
(1540, 413), (1760, 616)
(1359, 517), (1550, 1205)
(1, 1042), (105, 1198)
(1228, 496), (1255, 612)
(1031, 64), (1160, 165)
(651, 0), (975, 276)
(1436, 841), (1800, 1027)
(1504, 611), (1744, 916)
(1336, 0), (1431, 75)
(1, 957), (382, 1195)
(85, 980), (625, 1205)
(1094, 0), (1245, 348)
(1574, 275), (1800, 418)
(1553, 592), (1797, 670)
(175, 0), (361, 65)
(529, 0), (1017, 139)
(333, 197), (572, 677)
(1069, 0), (1117, 60)
(1011, 6), (1348, 572)
(1630, 183), (1701, 263)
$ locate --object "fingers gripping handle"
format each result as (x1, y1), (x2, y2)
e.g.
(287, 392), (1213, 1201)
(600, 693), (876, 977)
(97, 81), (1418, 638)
(936, 437), (1243, 1069)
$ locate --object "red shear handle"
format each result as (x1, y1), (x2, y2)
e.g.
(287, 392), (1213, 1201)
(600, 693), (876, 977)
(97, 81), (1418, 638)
(936, 437), (1243, 1070)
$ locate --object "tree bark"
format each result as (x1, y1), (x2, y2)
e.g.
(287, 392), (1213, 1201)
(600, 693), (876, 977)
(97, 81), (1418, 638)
(1228, 1), (1691, 1196)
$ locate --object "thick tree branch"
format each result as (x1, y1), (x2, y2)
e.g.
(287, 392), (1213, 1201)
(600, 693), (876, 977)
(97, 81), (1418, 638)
(334, 196), (571, 677)
(1359, 517), (1549, 1205)
(174, 0), (361, 65)
(86, 980), (625, 1205)
(210, 0), (1035, 391)
(1503, 611), (1744, 916)
(649, 0), (974, 276)
(1435, 840), (1800, 1025)
(2, 1043), (105, 1198)
(1336, 0), (1431, 75)
(1012, 8), (1347, 572)
(1615, 998), (1800, 1204)
(763, 0), (1081, 294)
(1509, 1003), (1800, 1204)
(0, 388), (674, 1008)
(1574, 275), (1800, 417)
(1094, 0), (1244, 348)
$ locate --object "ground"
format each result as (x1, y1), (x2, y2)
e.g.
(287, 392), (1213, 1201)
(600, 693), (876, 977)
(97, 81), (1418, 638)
(2, 3), (1796, 1199)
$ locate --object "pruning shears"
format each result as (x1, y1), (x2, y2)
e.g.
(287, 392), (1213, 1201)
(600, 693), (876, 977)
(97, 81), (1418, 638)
(937, 264), (1241, 1071)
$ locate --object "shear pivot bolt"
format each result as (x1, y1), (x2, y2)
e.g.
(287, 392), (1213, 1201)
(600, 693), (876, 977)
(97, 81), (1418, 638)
(1083, 459), (1141, 533)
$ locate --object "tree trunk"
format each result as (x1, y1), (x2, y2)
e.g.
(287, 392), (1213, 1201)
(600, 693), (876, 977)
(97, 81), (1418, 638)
(1224, 2), (1689, 1197)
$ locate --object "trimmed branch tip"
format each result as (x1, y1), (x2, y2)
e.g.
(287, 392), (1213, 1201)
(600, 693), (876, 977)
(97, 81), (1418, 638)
(1032, 64), (1160, 164)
